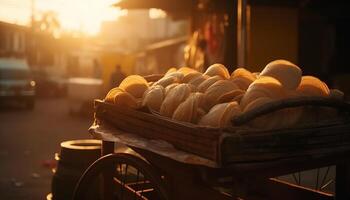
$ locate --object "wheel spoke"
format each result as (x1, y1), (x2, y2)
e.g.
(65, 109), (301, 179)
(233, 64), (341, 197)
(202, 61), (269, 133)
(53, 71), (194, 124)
(320, 166), (331, 190)
(135, 169), (140, 200)
(315, 168), (320, 190)
(292, 173), (299, 185)
(321, 179), (333, 190)
(73, 153), (168, 200)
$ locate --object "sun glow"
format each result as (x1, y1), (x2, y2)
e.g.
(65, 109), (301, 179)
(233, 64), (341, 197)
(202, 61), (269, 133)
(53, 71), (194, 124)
(34, 0), (126, 35)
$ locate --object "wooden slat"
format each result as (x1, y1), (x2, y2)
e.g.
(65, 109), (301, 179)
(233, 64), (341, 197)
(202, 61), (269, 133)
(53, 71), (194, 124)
(221, 121), (350, 163)
(248, 178), (334, 200)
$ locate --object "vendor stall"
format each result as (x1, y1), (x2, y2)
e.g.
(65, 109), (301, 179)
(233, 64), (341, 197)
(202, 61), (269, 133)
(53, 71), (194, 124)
(70, 1), (350, 199)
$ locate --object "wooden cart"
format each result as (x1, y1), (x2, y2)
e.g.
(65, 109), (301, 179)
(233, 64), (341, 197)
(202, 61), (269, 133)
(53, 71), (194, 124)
(73, 98), (350, 200)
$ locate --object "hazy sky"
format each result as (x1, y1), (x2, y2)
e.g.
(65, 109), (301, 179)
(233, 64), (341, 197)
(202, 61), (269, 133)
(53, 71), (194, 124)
(0, 0), (125, 35)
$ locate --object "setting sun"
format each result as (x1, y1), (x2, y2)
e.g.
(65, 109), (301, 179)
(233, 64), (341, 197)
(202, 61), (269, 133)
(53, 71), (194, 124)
(37, 0), (127, 35)
(0, 0), (127, 35)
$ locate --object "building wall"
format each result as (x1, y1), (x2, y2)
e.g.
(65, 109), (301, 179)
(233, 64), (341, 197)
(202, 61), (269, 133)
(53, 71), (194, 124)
(247, 5), (299, 72)
(100, 10), (189, 52)
(0, 22), (26, 55)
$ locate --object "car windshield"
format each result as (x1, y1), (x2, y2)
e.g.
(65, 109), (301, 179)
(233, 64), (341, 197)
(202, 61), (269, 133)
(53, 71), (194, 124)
(0, 69), (30, 80)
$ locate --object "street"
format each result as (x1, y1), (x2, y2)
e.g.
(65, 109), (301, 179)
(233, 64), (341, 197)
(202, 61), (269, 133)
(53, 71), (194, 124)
(0, 98), (92, 199)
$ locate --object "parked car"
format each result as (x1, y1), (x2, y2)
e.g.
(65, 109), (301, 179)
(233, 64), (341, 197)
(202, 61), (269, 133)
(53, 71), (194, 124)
(67, 77), (102, 116)
(0, 58), (35, 109)
(31, 69), (67, 97)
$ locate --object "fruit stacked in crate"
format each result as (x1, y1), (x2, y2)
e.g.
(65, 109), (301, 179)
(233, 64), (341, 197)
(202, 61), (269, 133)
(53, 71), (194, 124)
(105, 60), (344, 129)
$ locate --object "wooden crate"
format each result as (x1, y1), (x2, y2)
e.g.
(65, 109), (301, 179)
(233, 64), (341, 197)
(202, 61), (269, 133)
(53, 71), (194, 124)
(94, 97), (350, 166)
(95, 100), (222, 161)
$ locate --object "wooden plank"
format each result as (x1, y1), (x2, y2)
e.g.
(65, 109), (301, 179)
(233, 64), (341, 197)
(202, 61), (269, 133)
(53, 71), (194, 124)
(221, 122), (350, 163)
(99, 110), (217, 146)
(219, 151), (350, 178)
(247, 178), (334, 200)
(98, 111), (218, 160)
(99, 101), (221, 139)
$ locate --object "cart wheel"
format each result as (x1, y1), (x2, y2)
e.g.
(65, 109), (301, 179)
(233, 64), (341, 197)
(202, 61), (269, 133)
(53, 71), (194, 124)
(73, 153), (169, 200)
(276, 166), (335, 194)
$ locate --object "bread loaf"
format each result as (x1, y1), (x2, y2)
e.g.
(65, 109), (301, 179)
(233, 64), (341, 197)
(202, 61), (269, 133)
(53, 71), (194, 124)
(240, 76), (285, 109)
(154, 76), (180, 88)
(204, 63), (230, 79)
(142, 85), (165, 111)
(260, 60), (302, 90)
(243, 97), (273, 112)
(104, 87), (139, 108)
(182, 72), (202, 83)
(297, 76), (330, 97)
(105, 87), (123, 103)
(199, 102), (241, 127)
(164, 72), (184, 81)
(119, 75), (149, 98)
(165, 67), (177, 75)
(217, 89), (245, 104)
(198, 75), (222, 92)
(188, 74), (209, 88)
(160, 83), (192, 117)
(231, 68), (256, 81)
(165, 83), (180, 96)
(172, 92), (205, 123)
(231, 76), (254, 90)
(178, 67), (197, 76)
(204, 80), (239, 110)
